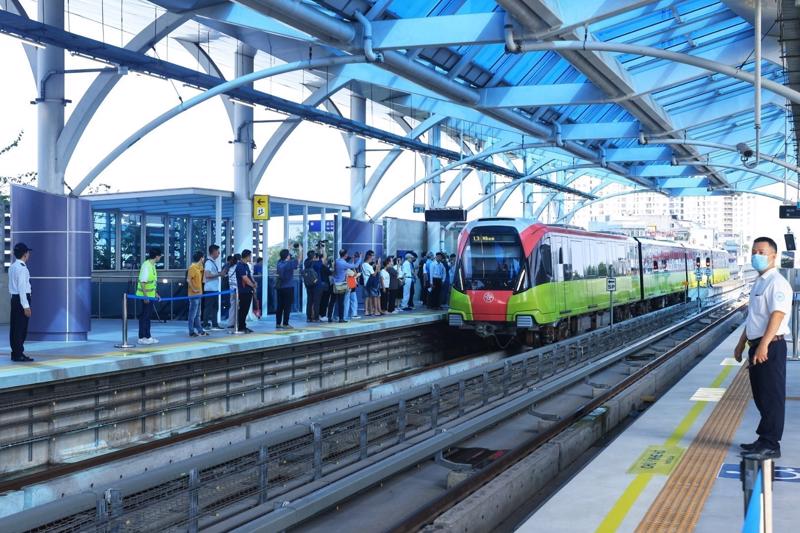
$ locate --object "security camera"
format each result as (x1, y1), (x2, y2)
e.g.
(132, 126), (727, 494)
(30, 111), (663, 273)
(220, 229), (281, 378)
(736, 142), (753, 159)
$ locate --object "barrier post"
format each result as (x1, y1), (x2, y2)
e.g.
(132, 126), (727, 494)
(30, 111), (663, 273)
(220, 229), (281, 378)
(230, 292), (243, 335)
(740, 456), (774, 533)
(114, 293), (136, 348)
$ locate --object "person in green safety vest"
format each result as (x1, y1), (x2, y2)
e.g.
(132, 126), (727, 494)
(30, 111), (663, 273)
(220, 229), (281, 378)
(136, 247), (162, 345)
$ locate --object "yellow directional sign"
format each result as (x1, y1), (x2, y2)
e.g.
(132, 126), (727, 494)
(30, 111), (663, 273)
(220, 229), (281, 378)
(253, 195), (270, 220)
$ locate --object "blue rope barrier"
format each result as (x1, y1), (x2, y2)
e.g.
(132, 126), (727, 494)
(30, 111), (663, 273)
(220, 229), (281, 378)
(742, 467), (763, 533)
(126, 290), (235, 302)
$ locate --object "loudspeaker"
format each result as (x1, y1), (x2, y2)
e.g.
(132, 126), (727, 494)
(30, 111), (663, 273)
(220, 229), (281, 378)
(424, 209), (467, 222)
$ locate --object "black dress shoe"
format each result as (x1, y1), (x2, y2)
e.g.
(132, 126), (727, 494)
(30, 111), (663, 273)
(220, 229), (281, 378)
(739, 441), (759, 451)
(11, 355), (34, 362)
(742, 445), (781, 460)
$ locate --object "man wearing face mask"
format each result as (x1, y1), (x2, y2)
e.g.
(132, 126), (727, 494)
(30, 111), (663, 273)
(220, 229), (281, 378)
(733, 236), (792, 459)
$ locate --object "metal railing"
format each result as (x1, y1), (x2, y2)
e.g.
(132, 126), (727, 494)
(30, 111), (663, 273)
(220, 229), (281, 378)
(2, 300), (715, 533)
(115, 290), (236, 348)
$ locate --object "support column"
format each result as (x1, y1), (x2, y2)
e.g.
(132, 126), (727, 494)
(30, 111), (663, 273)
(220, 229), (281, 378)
(37, 0), (65, 194)
(233, 43), (255, 253)
(522, 182), (534, 218)
(426, 126), (442, 252)
(349, 92), (367, 220)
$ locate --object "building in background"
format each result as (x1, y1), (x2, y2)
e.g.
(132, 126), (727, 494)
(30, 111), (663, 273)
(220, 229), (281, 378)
(571, 183), (756, 264)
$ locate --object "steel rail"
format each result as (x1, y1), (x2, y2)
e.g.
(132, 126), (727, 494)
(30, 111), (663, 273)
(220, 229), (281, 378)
(205, 299), (743, 532)
(385, 302), (745, 532)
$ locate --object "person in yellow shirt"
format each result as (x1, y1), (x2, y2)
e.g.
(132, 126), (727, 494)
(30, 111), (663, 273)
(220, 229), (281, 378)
(187, 251), (208, 337)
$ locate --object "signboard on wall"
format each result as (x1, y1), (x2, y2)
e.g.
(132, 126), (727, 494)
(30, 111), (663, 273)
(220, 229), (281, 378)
(308, 220), (335, 232)
(253, 195), (270, 220)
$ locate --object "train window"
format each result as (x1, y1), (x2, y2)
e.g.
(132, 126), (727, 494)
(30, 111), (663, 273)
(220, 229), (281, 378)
(460, 226), (527, 291)
(570, 239), (586, 279)
(533, 238), (553, 286)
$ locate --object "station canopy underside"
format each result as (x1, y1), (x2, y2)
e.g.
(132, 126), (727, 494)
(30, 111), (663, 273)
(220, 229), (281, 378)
(3, 0), (799, 206)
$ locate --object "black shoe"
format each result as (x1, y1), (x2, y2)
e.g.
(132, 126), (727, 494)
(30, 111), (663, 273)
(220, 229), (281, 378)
(11, 355), (34, 362)
(739, 441), (759, 451)
(338, 319), (348, 323)
(244, 327), (254, 334)
(742, 445), (781, 460)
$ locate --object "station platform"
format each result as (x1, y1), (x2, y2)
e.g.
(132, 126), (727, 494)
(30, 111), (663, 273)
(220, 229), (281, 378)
(518, 324), (799, 533)
(0, 308), (446, 391)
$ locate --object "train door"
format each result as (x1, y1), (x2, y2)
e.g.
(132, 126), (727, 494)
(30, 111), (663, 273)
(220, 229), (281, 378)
(552, 235), (570, 315)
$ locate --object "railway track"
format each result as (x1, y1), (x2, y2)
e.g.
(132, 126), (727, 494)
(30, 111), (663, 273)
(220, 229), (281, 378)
(221, 292), (747, 532)
(0, 282), (748, 533)
(0, 325), (484, 493)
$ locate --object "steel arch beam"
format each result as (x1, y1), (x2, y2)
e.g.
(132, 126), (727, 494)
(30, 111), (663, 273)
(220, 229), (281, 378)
(511, 40), (800, 106)
(439, 168), (474, 207)
(532, 171), (584, 219)
(56, 12), (191, 178)
(555, 179), (618, 223)
(371, 141), (575, 219)
(249, 74), (352, 191)
(222, 0), (651, 188)
(642, 137), (800, 176)
(363, 113), (447, 207)
(2, 0), (36, 81)
(465, 164), (600, 214)
(73, 55), (366, 195)
(555, 187), (786, 224)
(176, 38), (235, 129)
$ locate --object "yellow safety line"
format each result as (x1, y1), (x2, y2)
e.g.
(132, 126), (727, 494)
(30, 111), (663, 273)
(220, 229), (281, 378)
(594, 365), (734, 533)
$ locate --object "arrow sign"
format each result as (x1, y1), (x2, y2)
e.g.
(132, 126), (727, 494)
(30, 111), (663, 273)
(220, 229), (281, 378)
(253, 194), (270, 220)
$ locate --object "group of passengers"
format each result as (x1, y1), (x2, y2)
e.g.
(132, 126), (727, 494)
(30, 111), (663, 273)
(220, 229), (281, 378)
(299, 248), (457, 324)
(135, 243), (458, 344)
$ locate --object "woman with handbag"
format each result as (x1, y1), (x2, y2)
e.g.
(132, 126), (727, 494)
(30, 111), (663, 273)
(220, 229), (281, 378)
(333, 249), (361, 323)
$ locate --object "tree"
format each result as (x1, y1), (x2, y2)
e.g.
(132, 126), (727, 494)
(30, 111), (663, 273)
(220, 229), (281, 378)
(0, 131), (36, 198)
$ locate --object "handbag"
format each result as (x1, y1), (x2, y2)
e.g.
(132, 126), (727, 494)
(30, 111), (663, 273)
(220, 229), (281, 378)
(333, 282), (348, 294)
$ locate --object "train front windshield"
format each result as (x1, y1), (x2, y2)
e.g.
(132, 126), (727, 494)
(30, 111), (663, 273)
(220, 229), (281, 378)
(458, 227), (526, 291)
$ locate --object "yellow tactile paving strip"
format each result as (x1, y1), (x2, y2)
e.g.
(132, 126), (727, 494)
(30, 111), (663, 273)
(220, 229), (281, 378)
(635, 366), (751, 533)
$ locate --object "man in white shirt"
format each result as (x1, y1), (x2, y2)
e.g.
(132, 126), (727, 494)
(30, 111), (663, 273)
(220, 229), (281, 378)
(401, 254), (415, 311)
(9, 242), (34, 362)
(203, 244), (224, 330)
(734, 236), (793, 459)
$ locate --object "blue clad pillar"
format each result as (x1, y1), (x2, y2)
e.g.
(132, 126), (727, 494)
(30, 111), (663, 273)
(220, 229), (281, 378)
(10, 185), (92, 341)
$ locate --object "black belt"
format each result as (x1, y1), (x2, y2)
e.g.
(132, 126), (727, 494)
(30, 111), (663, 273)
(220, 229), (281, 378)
(748, 335), (784, 348)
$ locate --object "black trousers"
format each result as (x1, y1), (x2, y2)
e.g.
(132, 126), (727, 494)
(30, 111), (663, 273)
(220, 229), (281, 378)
(10, 294), (30, 359)
(429, 278), (443, 309)
(202, 291), (219, 327)
(335, 291), (346, 321)
(237, 292), (253, 331)
(305, 284), (320, 321)
(748, 339), (787, 448)
(319, 283), (331, 319)
(407, 280), (415, 308)
(138, 300), (152, 339)
(276, 287), (293, 326)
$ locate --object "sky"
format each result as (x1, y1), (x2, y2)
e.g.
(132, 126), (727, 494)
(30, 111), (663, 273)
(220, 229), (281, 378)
(0, 0), (798, 253)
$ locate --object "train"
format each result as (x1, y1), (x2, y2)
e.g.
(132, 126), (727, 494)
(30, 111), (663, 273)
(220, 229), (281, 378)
(447, 218), (731, 345)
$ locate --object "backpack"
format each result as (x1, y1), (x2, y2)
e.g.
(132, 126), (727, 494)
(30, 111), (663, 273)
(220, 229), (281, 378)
(303, 266), (319, 286)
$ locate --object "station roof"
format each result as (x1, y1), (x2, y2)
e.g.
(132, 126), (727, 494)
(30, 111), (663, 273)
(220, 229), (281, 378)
(2, 0), (798, 210)
(86, 188), (350, 218)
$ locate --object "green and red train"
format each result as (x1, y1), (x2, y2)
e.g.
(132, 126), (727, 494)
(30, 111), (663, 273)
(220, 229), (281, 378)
(448, 219), (730, 345)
